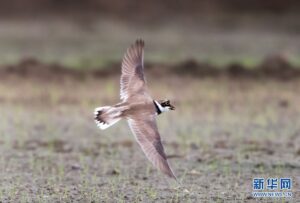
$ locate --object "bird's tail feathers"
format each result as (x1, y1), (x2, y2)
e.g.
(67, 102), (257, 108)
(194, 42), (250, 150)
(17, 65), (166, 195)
(94, 106), (122, 130)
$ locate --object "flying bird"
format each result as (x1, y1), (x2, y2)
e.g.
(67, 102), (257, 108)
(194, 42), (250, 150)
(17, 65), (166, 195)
(94, 39), (177, 180)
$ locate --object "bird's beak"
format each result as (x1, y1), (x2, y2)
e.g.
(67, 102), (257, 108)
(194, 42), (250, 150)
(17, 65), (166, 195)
(170, 105), (175, 110)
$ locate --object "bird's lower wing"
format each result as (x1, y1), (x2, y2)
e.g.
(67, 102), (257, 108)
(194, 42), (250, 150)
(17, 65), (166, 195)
(127, 116), (177, 179)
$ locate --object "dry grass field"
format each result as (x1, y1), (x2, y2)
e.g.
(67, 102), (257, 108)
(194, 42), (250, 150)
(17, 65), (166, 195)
(0, 68), (299, 202)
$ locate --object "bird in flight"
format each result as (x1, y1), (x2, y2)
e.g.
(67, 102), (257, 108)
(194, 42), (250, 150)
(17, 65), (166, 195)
(94, 39), (177, 180)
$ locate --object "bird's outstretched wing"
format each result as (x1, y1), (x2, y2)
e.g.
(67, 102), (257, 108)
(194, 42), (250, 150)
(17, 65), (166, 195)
(128, 116), (177, 180)
(120, 39), (151, 101)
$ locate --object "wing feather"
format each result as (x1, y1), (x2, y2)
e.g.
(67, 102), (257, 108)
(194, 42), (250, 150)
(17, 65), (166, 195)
(120, 39), (151, 101)
(128, 117), (177, 179)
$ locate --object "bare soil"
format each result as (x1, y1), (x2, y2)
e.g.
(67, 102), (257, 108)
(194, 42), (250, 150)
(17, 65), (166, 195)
(0, 63), (299, 202)
(1, 56), (300, 81)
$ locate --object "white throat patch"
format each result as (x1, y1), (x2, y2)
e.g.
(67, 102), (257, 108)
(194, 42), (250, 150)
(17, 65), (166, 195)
(154, 100), (169, 113)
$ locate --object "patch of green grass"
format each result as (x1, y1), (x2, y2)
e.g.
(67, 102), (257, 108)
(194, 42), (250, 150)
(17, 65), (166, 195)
(205, 56), (261, 68)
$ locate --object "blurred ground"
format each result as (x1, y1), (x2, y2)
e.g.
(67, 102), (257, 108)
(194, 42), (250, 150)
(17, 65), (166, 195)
(0, 67), (300, 202)
(0, 17), (299, 68)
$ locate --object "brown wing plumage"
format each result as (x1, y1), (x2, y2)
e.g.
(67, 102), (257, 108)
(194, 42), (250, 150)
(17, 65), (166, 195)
(128, 116), (177, 180)
(120, 39), (151, 102)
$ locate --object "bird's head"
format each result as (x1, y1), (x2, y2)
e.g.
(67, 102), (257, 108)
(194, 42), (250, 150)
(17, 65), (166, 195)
(159, 99), (175, 111)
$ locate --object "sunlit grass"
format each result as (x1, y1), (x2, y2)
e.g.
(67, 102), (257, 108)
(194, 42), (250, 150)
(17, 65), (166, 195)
(0, 76), (299, 201)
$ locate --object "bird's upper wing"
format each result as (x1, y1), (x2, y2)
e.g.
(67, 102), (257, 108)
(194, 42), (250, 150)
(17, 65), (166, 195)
(120, 39), (152, 101)
(128, 116), (177, 179)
